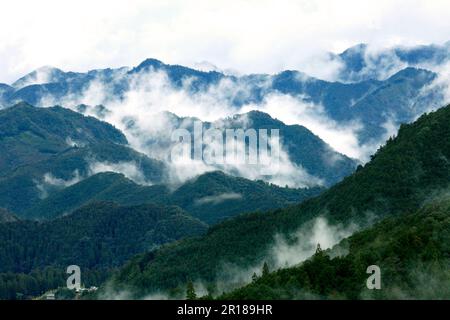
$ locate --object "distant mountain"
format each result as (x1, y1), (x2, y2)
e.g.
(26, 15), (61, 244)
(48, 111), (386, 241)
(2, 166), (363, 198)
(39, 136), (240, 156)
(224, 111), (357, 184)
(12, 66), (71, 89)
(0, 102), (127, 175)
(1, 43), (448, 156)
(335, 42), (450, 82)
(0, 103), (166, 216)
(136, 110), (358, 186)
(26, 171), (323, 223)
(108, 103), (450, 297)
(0, 201), (207, 299)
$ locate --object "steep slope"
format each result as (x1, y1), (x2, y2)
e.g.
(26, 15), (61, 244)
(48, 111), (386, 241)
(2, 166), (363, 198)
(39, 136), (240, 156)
(336, 42), (450, 82)
(0, 102), (127, 175)
(109, 104), (450, 297)
(138, 110), (357, 186)
(222, 198), (450, 299)
(0, 143), (166, 217)
(1, 48), (444, 152)
(234, 111), (357, 185)
(169, 171), (323, 224)
(26, 171), (323, 223)
(0, 103), (166, 217)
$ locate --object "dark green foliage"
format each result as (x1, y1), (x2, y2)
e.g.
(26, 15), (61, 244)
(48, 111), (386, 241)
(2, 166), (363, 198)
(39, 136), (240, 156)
(262, 262), (270, 277)
(0, 143), (166, 217)
(0, 103), (166, 217)
(109, 104), (450, 297)
(0, 267), (109, 300)
(0, 102), (126, 176)
(26, 170), (323, 224)
(0, 201), (207, 299)
(222, 200), (450, 299)
(186, 280), (197, 300)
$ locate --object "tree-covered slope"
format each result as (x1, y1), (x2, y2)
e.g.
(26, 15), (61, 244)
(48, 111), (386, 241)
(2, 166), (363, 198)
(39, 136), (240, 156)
(0, 202), (207, 274)
(108, 104), (450, 297)
(0, 102), (126, 175)
(230, 111), (357, 186)
(0, 103), (167, 217)
(168, 171), (323, 224)
(0, 201), (207, 299)
(0, 143), (166, 217)
(128, 109), (357, 187)
(222, 198), (450, 299)
(26, 171), (323, 223)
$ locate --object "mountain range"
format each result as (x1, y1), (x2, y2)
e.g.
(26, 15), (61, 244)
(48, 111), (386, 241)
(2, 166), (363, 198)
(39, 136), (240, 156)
(0, 42), (449, 300)
(108, 103), (450, 298)
(0, 43), (449, 158)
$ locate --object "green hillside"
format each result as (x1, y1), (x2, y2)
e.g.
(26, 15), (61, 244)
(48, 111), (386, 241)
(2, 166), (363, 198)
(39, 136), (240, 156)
(0, 201), (207, 299)
(0, 103), (167, 217)
(0, 143), (166, 217)
(0, 102), (127, 175)
(27, 171), (323, 223)
(222, 198), (450, 299)
(108, 104), (450, 297)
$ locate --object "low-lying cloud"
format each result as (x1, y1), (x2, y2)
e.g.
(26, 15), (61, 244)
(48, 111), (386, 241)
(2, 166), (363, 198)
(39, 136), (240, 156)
(88, 161), (152, 185)
(194, 192), (243, 206)
(38, 69), (331, 187)
(34, 170), (82, 199)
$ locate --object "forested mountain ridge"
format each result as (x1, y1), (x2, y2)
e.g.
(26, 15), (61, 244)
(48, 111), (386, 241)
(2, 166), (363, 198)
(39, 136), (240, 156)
(0, 103), (167, 217)
(0, 103), (334, 220)
(25, 171), (323, 224)
(1, 43), (447, 154)
(0, 102), (127, 175)
(107, 104), (450, 298)
(222, 197), (450, 299)
(0, 201), (207, 299)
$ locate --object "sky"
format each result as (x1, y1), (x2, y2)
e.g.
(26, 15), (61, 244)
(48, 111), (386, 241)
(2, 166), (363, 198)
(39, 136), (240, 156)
(1, 0), (450, 83)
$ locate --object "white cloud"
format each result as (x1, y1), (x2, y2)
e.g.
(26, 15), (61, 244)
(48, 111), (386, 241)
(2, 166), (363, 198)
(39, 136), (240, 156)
(240, 94), (365, 159)
(38, 69), (327, 187)
(270, 216), (358, 268)
(88, 161), (152, 185)
(194, 192), (243, 205)
(1, 0), (450, 83)
(34, 170), (82, 199)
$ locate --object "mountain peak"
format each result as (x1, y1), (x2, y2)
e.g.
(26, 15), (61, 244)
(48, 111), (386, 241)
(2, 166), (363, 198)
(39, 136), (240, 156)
(387, 66), (435, 81)
(131, 58), (165, 73)
(339, 43), (368, 55)
(12, 66), (66, 88)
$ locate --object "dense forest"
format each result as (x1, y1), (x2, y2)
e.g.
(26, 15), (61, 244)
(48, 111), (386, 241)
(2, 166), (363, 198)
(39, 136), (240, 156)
(0, 202), (207, 299)
(26, 170), (323, 224)
(221, 199), (450, 299)
(108, 104), (450, 298)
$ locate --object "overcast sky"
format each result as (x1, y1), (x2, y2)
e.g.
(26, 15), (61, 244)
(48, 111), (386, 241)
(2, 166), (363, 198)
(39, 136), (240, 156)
(1, 0), (450, 83)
